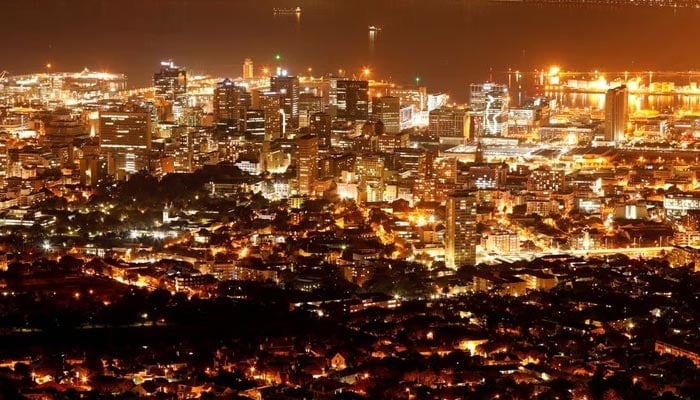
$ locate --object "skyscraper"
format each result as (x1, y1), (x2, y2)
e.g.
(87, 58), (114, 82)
(605, 85), (629, 143)
(270, 74), (300, 130)
(337, 80), (369, 121)
(371, 96), (400, 134)
(309, 112), (332, 149)
(213, 78), (245, 125)
(428, 107), (471, 144)
(260, 92), (283, 141)
(154, 61), (187, 122)
(469, 83), (508, 136)
(296, 134), (318, 196)
(445, 191), (478, 269)
(299, 93), (324, 128)
(243, 58), (254, 80)
(99, 105), (152, 177)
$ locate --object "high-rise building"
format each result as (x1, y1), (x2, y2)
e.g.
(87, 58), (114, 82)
(243, 109), (265, 138)
(605, 85), (629, 143)
(428, 107), (470, 144)
(355, 153), (385, 203)
(99, 106), (152, 176)
(337, 80), (369, 121)
(445, 191), (478, 269)
(213, 78), (245, 125)
(388, 85), (427, 112)
(469, 83), (508, 136)
(243, 58), (254, 80)
(296, 134), (318, 196)
(371, 96), (400, 134)
(427, 93), (448, 112)
(270, 74), (300, 130)
(260, 92), (283, 141)
(299, 93), (323, 128)
(309, 112), (332, 149)
(154, 61), (187, 122)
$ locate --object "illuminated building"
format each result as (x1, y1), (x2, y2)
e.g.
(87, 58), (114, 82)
(296, 134), (318, 195)
(337, 80), (369, 121)
(41, 112), (86, 165)
(299, 93), (323, 128)
(463, 163), (508, 189)
(664, 192), (700, 220)
(168, 127), (218, 173)
(270, 74), (300, 130)
(355, 153), (385, 203)
(433, 157), (458, 203)
(213, 78), (245, 126)
(388, 85), (427, 112)
(604, 85), (628, 143)
(319, 153), (355, 179)
(427, 93), (448, 112)
(399, 104), (414, 131)
(483, 231), (520, 255)
(241, 109), (265, 139)
(377, 132), (409, 154)
(372, 96), (400, 133)
(469, 83), (508, 136)
(153, 61), (187, 122)
(243, 58), (254, 80)
(526, 167), (566, 192)
(309, 112), (332, 149)
(260, 92), (283, 141)
(445, 191), (478, 269)
(428, 107), (470, 144)
(99, 106), (152, 177)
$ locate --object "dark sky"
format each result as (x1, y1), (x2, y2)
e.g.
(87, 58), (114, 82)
(2, 0), (699, 101)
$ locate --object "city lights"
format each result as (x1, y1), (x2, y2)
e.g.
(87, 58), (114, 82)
(1, 1), (700, 399)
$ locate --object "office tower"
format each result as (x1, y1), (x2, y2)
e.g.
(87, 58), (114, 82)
(445, 191), (478, 269)
(337, 80), (369, 121)
(388, 85), (427, 112)
(299, 93), (323, 128)
(270, 74), (300, 130)
(371, 96), (400, 134)
(427, 93), (448, 112)
(296, 134), (318, 196)
(213, 78), (245, 126)
(469, 82), (508, 136)
(355, 153), (385, 203)
(605, 85), (629, 143)
(428, 107), (471, 144)
(243, 58), (254, 80)
(243, 109), (265, 138)
(154, 61), (187, 122)
(99, 106), (152, 176)
(309, 112), (332, 149)
(260, 92), (283, 141)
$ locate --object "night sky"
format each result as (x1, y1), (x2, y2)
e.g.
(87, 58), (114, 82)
(2, 0), (699, 101)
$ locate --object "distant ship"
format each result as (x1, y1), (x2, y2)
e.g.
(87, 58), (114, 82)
(368, 26), (382, 32)
(273, 6), (301, 15)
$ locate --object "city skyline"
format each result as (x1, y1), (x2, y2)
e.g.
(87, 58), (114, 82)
(1, 1), (700, 400)
(3, 1), (700, 101)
